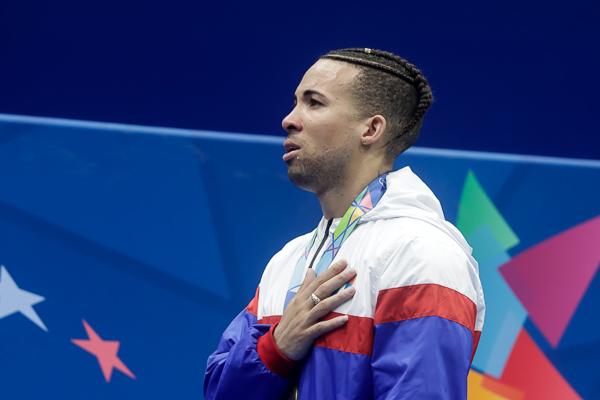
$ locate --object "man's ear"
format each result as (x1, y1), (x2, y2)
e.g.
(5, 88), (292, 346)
(361, 115), (387, 146)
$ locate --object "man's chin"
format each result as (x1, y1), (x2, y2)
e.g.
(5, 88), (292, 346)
(287, 169), (316, 193)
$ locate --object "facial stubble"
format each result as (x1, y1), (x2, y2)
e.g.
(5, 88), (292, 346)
(287, 139), (353, 196)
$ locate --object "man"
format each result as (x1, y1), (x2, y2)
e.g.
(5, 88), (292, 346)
(204, 48), (485, 399)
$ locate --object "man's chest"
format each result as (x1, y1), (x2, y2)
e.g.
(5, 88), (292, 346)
(256, 227), (395, 321)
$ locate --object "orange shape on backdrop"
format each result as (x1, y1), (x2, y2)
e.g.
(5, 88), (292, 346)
(481, 373), (525, 400)
(468, 369), (513, 400)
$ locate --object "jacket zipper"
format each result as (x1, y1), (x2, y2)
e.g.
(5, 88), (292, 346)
(308, 219), (333, 269)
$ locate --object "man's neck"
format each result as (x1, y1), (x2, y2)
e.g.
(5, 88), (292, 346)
(317, 167), (388, 220)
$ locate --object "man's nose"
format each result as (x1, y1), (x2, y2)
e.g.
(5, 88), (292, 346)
(282, 109), (302, 133)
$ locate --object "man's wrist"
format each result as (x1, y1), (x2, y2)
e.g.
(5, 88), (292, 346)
(257, 323), (297, 376)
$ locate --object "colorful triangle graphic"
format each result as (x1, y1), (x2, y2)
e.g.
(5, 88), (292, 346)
(349, 207), (365, 225)
(457, 170), (519, 251)
(359, 190), (373, 210)
(497, 329), (582, 399)
(499, 216), (600, 347)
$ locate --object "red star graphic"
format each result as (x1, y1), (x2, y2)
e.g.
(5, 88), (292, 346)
(71, 319), (136, 382)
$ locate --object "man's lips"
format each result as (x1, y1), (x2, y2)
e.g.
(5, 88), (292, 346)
(283, 149), (300, 162)
(283, 139), (301, 162)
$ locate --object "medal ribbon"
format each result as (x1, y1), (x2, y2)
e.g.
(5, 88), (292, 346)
(283, 174), (388, 308)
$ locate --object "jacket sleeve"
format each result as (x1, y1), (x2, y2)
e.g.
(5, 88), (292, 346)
(371, 238), (480, 399)
(204, 289), (297, 400)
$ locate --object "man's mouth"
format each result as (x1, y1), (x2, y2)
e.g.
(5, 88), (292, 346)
(283, 140), (301, 162)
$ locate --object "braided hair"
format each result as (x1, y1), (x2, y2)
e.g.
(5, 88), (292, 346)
(321, 48), (433, 163)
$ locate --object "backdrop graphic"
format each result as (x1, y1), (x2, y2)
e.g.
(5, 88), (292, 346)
(0, 114), (599, 399)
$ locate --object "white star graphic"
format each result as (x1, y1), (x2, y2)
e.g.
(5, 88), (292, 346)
(0, 265), (48, 331)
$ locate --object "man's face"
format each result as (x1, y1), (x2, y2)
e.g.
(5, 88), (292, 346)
(282, 59), (363, 194)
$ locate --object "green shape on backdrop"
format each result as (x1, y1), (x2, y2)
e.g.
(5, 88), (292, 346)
(457, 170), (520, 251)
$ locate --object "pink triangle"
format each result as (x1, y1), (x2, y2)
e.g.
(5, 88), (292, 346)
(499, 216), (600, 347)
(359, 190), (373, 210)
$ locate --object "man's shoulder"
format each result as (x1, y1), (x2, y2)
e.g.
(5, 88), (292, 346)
(350, 216), (478, 289)
(358, 216), (465, 253)
(373, 217), (475, 271)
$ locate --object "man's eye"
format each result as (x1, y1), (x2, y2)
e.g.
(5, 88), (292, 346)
(309, 99), (322, 106)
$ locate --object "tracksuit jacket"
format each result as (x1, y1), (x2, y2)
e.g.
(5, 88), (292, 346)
(204, 167), (486, 399)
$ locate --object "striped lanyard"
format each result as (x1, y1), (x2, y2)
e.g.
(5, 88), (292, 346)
(284, 174), (388, 309)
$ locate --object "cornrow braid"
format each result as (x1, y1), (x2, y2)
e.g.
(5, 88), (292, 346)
(321, 48), (433, 161)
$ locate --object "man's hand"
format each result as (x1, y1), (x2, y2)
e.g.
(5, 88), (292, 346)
(273, 259), (356, 361)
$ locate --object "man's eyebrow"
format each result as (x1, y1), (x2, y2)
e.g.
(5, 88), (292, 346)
(302, 89), (326, 98)
(292, 89), (327, 104)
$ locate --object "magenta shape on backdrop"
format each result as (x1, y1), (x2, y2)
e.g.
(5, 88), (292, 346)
(499, 215), (600, 347)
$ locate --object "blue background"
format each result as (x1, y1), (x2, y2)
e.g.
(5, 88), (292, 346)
(1, 0), (599, 160)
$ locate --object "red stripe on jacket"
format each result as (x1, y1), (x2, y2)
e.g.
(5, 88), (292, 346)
(256, 283), (478, 358)
(314, 313), (374, 355)
(259, 314), (373, 356)
(374, 283), (477, 334)
(258, 315), (281, 325)
(246, 287), (260, 316)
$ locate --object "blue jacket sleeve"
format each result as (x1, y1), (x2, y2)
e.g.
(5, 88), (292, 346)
(204, 308), (293, 400)
(371, 316), (473, 399)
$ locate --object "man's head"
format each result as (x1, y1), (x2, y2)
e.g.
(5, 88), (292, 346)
(281, 58), (364, 194)
(282, 48), (432, 194)
(320, 48), (433, 164)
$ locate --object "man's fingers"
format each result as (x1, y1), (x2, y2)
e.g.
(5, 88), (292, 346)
(309, 286), (356, 320)
(304, 259), (348, 295)
(309, 314), (349, 338)
(313, 267), (356, 300)
(297, 268), (316, 295)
